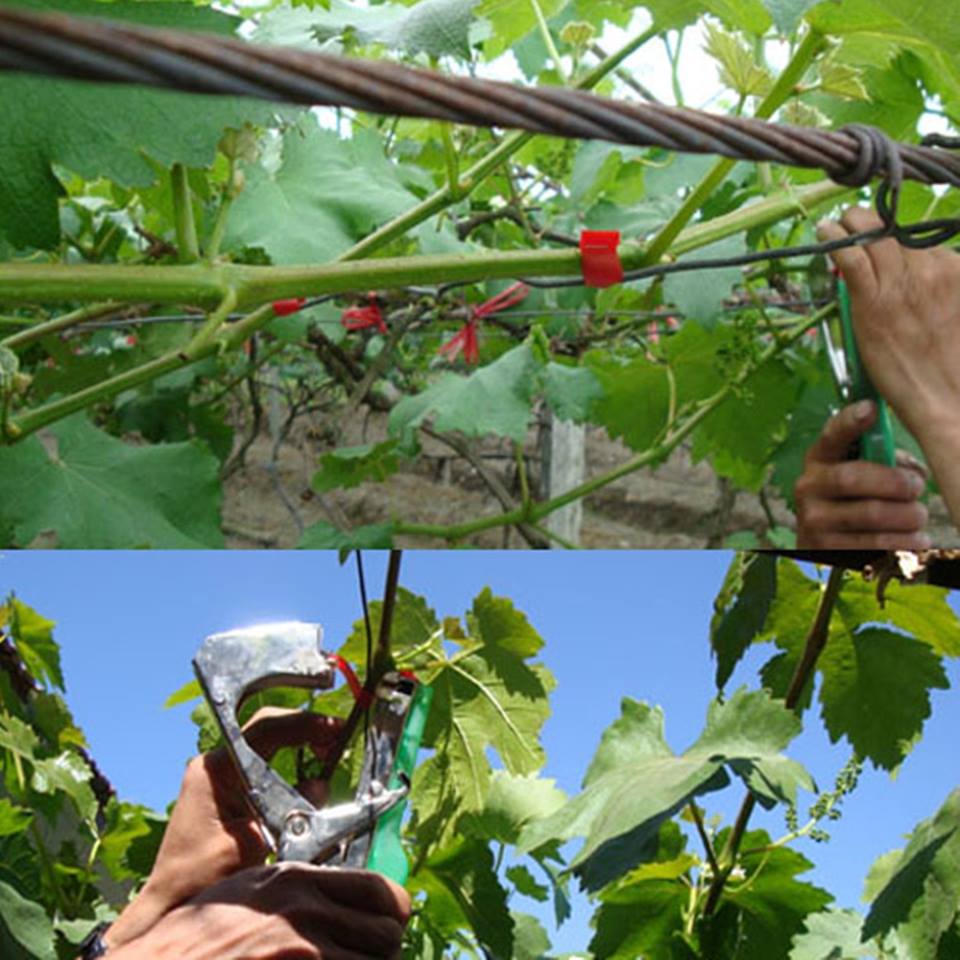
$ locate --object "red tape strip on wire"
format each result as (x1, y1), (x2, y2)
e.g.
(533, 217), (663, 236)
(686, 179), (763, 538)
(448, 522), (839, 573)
(272, 298), (307, 316)
(579, 230), (624, 288)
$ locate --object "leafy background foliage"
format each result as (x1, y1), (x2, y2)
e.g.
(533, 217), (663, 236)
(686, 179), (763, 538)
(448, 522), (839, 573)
(1, 0), (958, 546)
(2, 556), (959, 957)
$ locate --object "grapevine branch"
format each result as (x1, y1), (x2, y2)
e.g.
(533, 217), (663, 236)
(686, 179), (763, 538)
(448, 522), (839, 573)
(702, 564), (846, 917)
(319, 550), (403, 779)
(1, 177), (850, 444)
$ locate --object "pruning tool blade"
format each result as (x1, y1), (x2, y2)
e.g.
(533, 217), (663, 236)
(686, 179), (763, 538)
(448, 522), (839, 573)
(193, 621), (432, 884)
(811, 255), (896, 466)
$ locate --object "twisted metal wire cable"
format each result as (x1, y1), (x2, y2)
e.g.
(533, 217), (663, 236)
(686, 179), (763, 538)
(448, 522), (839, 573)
(2, 7), (960, 195)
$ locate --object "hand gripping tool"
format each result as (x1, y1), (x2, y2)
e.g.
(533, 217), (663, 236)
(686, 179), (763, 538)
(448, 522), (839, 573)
(193, 621), (432, 883)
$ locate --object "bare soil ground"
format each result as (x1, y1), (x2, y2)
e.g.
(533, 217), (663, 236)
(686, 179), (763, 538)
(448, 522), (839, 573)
(222, 409), (960, 549)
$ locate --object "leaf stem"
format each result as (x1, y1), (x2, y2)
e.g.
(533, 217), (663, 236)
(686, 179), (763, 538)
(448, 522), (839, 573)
(702, 564), (846, 917)
(1, 302), (127, 350)
(644, 27), (827, 266)
(172, 164), (200, 264)
(529, 0), (567, 83)
(689, 802), (721, 878)
(336, 25), (660, 261)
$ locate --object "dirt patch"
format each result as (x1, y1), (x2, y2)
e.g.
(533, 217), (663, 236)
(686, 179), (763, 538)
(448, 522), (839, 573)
(221, 408), (959, 549)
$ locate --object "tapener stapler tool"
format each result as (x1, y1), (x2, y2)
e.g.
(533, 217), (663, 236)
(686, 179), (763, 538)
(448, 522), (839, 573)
(193, 621), (432, 883)
(812, 254), (896, 466)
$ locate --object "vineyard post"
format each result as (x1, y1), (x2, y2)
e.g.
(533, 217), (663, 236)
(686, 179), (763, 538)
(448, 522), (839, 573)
(541, 414), (586, 546)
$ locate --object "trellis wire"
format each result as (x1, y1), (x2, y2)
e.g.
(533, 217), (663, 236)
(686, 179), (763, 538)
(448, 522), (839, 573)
(1, 6), (960, 287)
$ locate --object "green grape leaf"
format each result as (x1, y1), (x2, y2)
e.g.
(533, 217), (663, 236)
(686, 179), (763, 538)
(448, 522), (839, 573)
(809, 52), (925, 140)
(758, 561), (960, 770)
(512, 912), (553, 959)
(663, 234), (748, 327)
(687, 688), (814, 807)
(468, 586), (544, 657)
(99, 803), (168, 883)
(390, 342), (542, 442)
(413, 590), (553, 851)
(0, 1), (282, 249)
(0, 879), (56, 960)
(30, 693), (86, 751)
(0, 715), (40, 759)
(31, 752), (98, 824)
(770, 373), (835, 509)
(311, 440), (402, 494)
(711, 552), (778, 690)
(411, 838), (514, 958)
(720, 830), (834, 960)
(6, 598), (63, 691)
(542, 363), (604, 423)
(703, 21), (775, 96)
(297, 521), (397, 550)
(691, 358), (800, 491)
(163, 679), (203, 709)
(293, 0), (480, 60)
(506, 865), (550, 901)
(863, 788), (960, 959)
(818, 626), (948, 773)
(789, 908), (873, 959)
(338, 587), (440, 664)
(583, 352), (670, 454)
(0, 415), (223, 548)
(478, 0), (566, 60)
(590, 879), (688, 960)
(763, 0), (820, 34)
(462, 771), (567, 845)
(225, 123), (416, 265)
(521, 690), (810, 891)
(0, 800), (33, 838)
(808, 0), (960, 105)
(634, 0), (771, 34)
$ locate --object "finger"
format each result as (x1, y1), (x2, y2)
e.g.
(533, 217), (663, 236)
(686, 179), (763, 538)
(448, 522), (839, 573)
(799, 497), (929, 535)
(800, 460), (926, 503)
(243, 708), (344, 763)
(805, 401), (877, 465)
(798, 529), (933, 550)
(840, 206), (906, 282)
(314, 868), (412, 925)
(817, 216), (877, 288)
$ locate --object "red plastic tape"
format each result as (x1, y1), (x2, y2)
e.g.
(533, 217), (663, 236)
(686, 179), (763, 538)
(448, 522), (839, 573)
(272, 297), (307, 316)
(579, 230), (624, 288)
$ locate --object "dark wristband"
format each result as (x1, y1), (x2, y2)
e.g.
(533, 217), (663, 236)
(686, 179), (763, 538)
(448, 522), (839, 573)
(79, 923), (110, 959)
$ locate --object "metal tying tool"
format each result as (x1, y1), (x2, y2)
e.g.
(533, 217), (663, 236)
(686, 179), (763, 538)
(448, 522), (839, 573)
(193, 621), (432, 883)
(811, 255), (896, 466)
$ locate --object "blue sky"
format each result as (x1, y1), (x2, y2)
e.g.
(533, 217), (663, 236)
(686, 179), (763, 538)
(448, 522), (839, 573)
(2, 550), (958, 954)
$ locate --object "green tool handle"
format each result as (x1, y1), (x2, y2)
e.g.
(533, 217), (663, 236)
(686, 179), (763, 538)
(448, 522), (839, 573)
(837, 279), (896, 466)
(366, 682), (433, 884)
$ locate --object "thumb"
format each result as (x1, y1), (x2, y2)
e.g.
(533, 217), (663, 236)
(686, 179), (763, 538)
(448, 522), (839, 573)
(806, 401), (877, 465)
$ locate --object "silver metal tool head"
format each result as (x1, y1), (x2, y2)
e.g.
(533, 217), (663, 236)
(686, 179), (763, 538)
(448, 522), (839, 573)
(193, 621), (410, 867)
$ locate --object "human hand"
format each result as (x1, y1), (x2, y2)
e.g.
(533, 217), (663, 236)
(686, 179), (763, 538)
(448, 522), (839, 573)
(107, 708), (342, 948)
(110, 863), (410, 960)
(815, 208), (960, 446)
(795, 399), (931, 549)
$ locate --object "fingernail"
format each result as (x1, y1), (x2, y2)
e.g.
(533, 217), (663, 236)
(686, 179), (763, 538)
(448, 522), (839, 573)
(904, 470), (925, 495)
(851, 399), (874, 422)
(815, 218), (834, 239)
